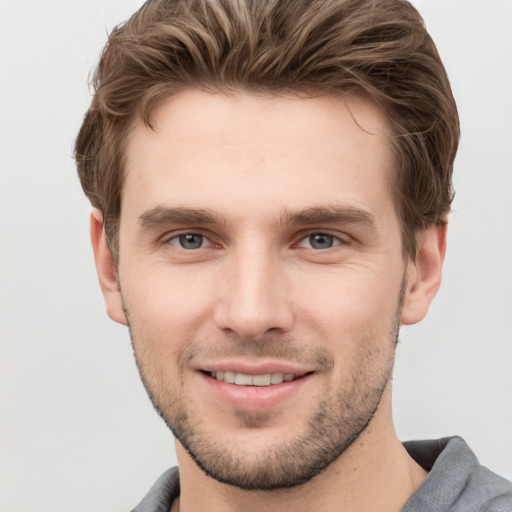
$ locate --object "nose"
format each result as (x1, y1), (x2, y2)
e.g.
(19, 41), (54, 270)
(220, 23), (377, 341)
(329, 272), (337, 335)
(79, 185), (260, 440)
(213, 245), (294, 340)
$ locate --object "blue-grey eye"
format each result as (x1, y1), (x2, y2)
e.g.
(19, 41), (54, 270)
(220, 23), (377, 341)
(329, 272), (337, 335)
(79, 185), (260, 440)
(308, 233), (335, 249)
(177, 233), (205, 249)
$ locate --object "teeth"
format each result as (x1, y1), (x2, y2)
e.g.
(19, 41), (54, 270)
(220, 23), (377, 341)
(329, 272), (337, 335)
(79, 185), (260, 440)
(223, 371), (235, 384)
(235, 373), (253, 385)
(252, 374), (271, 386)
(271, 373), (284, 384)
(211, 371), (298, 386)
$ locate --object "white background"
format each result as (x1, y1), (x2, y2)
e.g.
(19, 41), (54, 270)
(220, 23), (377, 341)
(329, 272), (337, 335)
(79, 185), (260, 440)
(0, 1), (511, 511)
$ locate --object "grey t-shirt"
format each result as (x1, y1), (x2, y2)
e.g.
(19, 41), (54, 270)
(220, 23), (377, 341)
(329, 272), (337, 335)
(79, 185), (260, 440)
(131, 437), (512, 511)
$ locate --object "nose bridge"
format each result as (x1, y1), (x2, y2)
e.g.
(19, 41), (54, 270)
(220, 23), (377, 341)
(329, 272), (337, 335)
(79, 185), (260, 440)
(214, 238), (293, 339)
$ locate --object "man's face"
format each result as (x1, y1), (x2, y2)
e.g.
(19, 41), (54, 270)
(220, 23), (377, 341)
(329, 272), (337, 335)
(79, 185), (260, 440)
(110, 91), (414, 489)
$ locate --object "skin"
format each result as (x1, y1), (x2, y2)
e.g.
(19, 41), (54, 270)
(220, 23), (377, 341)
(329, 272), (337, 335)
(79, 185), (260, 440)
(91, 90), (446, 511)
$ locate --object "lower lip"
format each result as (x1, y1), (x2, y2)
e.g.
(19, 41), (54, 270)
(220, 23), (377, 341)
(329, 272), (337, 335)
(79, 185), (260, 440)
(199, 372), (313, 412)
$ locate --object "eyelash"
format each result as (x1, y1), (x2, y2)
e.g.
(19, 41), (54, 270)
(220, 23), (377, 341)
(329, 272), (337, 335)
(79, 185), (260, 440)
(163, 230), (348, 251)
(296, 232), (345, 250)
(165, 232), (215, 250)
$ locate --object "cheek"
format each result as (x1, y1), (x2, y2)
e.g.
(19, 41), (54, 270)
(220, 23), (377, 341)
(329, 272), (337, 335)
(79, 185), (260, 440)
(121, 264), (217, 352)
(292, 264), (403, 334)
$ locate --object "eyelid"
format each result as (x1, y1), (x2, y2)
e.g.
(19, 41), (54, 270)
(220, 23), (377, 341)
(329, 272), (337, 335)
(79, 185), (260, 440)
(161, 230), (217, 248)
(294, 230), (349, 248)
(158, 228), (351, 250)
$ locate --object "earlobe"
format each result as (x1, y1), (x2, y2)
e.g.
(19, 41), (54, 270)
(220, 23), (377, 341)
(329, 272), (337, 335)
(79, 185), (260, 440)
(400, 223), (447, 326)
(90, 209), (127, 325)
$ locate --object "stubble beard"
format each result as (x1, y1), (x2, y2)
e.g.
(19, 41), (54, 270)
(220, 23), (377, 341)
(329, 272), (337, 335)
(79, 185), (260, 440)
(126, 283), (404, 491)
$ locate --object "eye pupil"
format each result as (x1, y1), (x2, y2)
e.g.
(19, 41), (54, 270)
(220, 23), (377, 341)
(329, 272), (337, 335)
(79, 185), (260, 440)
(309, 233), (334, 249)
(179, 234), (203, 249)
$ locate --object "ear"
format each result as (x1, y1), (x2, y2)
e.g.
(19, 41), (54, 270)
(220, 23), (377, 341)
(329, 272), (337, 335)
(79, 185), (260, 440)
(401, 223), (447, 325)
(90, 209), (127, 325)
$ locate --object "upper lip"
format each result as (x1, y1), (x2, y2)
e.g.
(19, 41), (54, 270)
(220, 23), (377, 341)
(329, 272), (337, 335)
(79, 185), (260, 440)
(194, 360), (314, 376)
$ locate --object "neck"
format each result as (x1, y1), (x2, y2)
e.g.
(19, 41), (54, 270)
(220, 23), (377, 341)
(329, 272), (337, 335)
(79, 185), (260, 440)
(174, 387), (427, 512)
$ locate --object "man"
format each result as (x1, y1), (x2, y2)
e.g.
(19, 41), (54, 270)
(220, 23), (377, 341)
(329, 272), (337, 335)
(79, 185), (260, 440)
(74, 0), (512, 510)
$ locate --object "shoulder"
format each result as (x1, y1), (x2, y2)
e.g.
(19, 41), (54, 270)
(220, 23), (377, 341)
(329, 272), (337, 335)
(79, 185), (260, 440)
(130, 467), (180, 512)
(481, 494), (512, 512)
(465, 463), (512, 511)
(403, 436), (512, 512)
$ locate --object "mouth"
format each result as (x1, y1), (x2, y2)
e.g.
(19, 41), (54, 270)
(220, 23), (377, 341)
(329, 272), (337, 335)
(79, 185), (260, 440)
(198, 366), (315, 411)
(206, 371), (308, 386)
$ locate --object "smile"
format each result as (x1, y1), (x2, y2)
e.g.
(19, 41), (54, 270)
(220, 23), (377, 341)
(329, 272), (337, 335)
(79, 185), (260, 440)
(199, 367), (314, 411)
(209, 371), (301, 386)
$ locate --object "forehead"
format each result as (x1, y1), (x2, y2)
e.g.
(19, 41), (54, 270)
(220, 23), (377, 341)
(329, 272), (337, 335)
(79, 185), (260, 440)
(123, 90), (394, 225)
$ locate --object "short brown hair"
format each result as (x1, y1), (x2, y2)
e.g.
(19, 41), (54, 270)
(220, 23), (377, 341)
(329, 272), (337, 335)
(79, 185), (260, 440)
(75, 0), (459, 261)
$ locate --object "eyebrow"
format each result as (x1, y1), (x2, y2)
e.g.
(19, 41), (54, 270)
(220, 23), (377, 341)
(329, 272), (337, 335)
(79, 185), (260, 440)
(137, 204), (376, 231)
(280, 205), (376, 230)
(138, 206), (228, 229)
